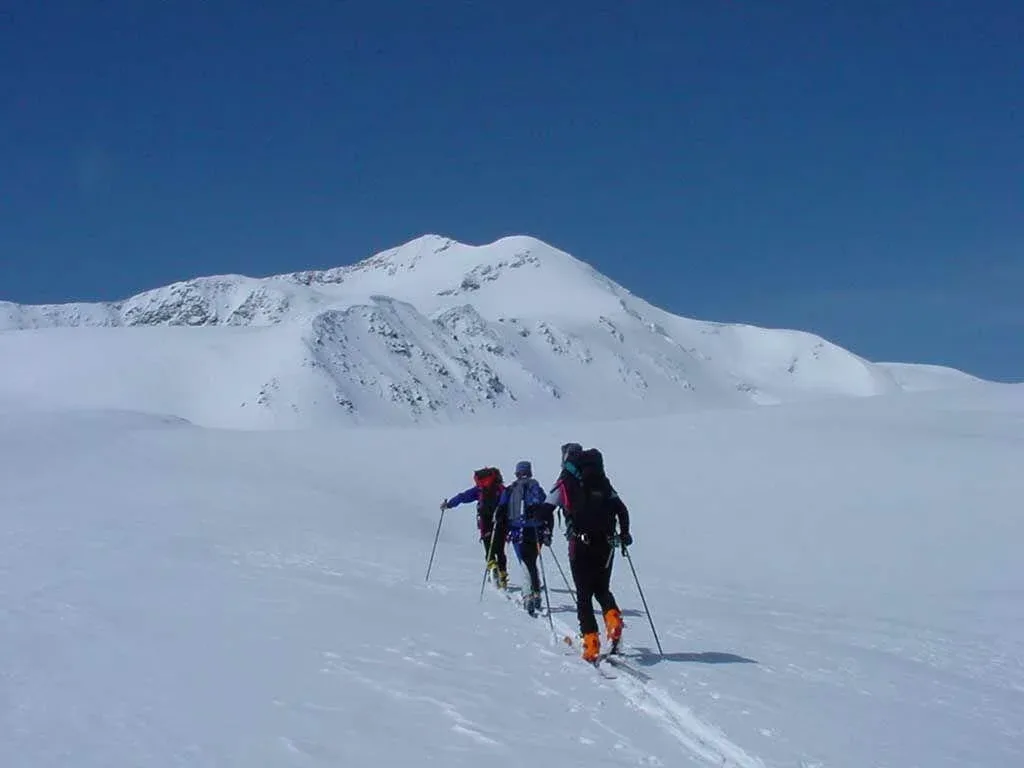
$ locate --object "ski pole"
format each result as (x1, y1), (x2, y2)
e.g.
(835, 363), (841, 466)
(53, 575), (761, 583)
(622, 546), (664, 656)
(478, 521), (500, 601)
(606, 533), (622, 570)
(425, 508), (445, 582)
(537, 544), (556, 636)
(548, 546), (576, 601)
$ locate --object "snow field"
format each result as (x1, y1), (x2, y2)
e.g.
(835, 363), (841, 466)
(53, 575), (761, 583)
(1, 385), (1022, 766)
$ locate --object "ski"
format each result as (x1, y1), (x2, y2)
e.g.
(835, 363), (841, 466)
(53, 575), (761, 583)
(569, 637), (651, 682)
(600, 652), (651, 682)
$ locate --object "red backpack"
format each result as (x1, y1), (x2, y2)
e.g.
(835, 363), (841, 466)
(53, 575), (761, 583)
(473, 467), (504, 519)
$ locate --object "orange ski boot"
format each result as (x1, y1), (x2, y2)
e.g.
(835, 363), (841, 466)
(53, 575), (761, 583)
(604, 608), (623, 651)
(581, 631), (601, 663)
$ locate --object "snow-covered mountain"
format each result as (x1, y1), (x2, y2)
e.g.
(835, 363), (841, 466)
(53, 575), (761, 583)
(0, 235), (981, 427)
(2, 236), (1020, 767)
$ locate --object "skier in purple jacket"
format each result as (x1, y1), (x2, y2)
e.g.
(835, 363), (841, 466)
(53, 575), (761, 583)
(441, 467), (508, 587)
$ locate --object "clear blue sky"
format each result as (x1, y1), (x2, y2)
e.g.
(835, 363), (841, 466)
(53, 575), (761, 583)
(1, 1), (1021, 380)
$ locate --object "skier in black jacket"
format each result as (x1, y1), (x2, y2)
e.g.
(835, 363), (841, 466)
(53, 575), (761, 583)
(542, 444), (632, 662)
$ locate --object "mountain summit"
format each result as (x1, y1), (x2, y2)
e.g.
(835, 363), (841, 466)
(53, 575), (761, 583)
(0, 235), (980, 427)
(1, 235), (629, 329)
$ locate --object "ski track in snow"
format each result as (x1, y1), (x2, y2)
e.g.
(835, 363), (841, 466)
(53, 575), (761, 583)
(488, 575), (767, 767)
(548, 608), (767, 766)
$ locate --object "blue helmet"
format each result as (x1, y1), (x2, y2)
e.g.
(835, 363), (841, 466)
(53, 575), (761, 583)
(514, 460), (532, 478)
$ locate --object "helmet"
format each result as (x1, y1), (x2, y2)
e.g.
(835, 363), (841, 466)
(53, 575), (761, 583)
(514, 460), (532, 478)
(560, 442), (582, 463)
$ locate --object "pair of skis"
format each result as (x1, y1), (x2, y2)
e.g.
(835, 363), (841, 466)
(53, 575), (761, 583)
(561, 634), (651, 682)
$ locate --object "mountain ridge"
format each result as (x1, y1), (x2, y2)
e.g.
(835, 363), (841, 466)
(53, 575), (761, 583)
(0, 234), (984, 427)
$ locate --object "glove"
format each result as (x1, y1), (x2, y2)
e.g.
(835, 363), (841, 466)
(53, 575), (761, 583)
(620, 532), (633, 548)
(541, 529), (552, 547)
(440, 499), (448, 511)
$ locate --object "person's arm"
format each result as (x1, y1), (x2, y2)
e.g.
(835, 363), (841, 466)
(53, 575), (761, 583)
(534, 481), (565, 524)
(526, 481), (554, 528)
(539, 482), (564, 512)
(443, 486), (479, 508)
(610, 489), (631, 545)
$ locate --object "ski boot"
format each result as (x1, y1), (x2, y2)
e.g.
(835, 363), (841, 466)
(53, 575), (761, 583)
(496, 570), (509, 590)
(604, 608), (623, 654)
(581, 631), (601, 663)
(525, 591), (541, 616)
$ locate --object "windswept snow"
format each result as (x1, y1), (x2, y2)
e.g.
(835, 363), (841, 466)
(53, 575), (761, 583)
(0, 235), (983, 427)
(2, 385), (1022, 767)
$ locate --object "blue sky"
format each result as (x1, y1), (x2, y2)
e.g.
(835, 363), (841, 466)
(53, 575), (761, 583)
(1, 1), (1020, 380)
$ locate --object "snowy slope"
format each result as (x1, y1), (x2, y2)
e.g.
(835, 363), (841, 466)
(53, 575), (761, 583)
(877, 361), (986, 391)
(0, 235), (983, 427)
(1, 384), (1022, 767)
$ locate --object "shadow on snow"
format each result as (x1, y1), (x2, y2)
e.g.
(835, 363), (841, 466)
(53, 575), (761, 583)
(626, 646), (759, 666)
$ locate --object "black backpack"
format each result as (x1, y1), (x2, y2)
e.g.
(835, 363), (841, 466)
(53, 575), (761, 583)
(564, 449), (616, 537)
(573, 449), (606, 484)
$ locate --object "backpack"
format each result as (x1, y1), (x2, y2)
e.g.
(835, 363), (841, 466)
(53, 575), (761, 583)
(473, 467), (504, 526)
(563, 449), (617, 537)
(474, 466), (503, 490)
(572, 449), (606, 485)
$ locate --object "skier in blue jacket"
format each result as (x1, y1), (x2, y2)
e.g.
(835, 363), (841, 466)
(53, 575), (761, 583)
(441, 467), (509, 587)
(498, 460), (554, 615)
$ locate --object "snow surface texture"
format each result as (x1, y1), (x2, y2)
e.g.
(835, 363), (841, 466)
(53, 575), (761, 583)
(0, 235), (983, 427)
(1, 386), (1022, 767)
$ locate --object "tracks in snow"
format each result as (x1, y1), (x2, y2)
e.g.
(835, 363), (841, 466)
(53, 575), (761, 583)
(492, 582), (767, 768)
(603, 654), (766, 768)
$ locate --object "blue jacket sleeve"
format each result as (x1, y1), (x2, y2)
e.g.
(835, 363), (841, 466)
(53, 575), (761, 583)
(445, 486), (479, 508)
(525, 480), (554, 530)
(526, 480), (546, 507)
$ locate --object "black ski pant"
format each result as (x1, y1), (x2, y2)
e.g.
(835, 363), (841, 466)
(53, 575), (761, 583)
(515, 530), (542, 594)
(568, 536), (619, 636)
(481, 519), (508, 572)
